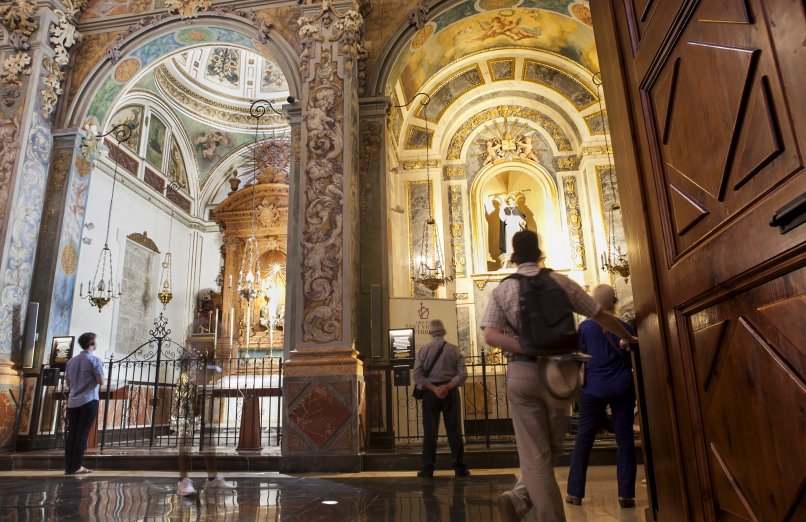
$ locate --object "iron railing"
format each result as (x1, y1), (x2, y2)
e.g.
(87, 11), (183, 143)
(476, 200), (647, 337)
(20, 314), (283, 451)
(366, 350), (513, 449)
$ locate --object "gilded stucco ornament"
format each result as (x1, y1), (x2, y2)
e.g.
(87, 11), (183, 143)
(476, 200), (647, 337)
(50, 0), (86, 66)
(0, 0), (39, 40)
(79, 121), (103, 162)
(40, 58), (65, 117)
(0, 0), (38, 106)
(1, 52), (32, 107)
(214, 5), (272, 43)
(298, 0), (367, 83)
(165, 0), (212, 20)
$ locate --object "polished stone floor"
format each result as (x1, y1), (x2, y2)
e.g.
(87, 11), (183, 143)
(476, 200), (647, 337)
(0, 466), (647, 521)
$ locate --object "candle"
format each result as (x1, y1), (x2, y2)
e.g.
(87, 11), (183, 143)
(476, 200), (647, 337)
(229, 306), (234, 350)
(246, 303), (251, 351)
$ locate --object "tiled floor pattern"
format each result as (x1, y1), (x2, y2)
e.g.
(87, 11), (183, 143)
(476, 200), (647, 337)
(0, 466), (647, 521)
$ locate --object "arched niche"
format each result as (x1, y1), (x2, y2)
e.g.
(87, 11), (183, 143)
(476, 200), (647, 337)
(469, 160), (563, 274)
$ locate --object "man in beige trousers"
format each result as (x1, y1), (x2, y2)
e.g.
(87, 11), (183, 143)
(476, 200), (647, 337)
(482, 230), (637, 521)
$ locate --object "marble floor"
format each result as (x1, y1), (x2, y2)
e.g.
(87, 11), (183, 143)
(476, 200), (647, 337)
(0, 466), (647, 521)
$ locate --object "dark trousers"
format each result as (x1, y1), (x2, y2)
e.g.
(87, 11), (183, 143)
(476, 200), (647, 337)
(421, 387), (466, 472)
(65, 400), (99, 474)
(567, 386), (636, 499)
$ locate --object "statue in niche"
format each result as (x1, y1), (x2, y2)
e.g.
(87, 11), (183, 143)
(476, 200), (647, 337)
(485, 197), (503, 269)
(499, 195), (527, 268)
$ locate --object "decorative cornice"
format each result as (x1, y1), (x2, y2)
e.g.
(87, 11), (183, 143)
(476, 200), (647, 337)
(153, 65), (287, 131)
(580, 145), (613, 156)
(401, 159), (440, 170)
(127, 231), (160, 253)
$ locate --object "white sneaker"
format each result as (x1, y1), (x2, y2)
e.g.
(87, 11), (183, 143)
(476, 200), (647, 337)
(204, 475), (236, 490)
(177, 478), (197, 496)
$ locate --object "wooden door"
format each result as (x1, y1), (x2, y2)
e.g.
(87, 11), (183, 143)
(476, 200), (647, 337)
(591, 1), (806, 520)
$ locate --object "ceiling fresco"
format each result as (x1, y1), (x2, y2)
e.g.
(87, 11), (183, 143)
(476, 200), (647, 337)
(388, 1), (595, 101)
(102, 39), (290, 192)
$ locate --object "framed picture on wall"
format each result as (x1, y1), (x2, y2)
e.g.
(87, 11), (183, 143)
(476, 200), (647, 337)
(49, 336), (75, 370)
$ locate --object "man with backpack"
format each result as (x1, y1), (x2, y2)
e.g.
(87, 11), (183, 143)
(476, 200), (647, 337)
(413, 319), (469, 478)
(481, 230), (637, 522)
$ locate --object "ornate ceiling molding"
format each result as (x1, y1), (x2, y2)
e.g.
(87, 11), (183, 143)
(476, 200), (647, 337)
(446, 105), (573, 160)
(154, 64), (286, 131)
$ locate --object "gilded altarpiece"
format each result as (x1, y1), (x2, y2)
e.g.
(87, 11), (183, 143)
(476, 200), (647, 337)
(212, 179), (288, 358)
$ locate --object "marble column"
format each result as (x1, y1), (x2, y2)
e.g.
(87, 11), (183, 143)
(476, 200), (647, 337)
(28, 130), (89, 368)
(281, 0), (368, 472)
(0, 4), (70, 449)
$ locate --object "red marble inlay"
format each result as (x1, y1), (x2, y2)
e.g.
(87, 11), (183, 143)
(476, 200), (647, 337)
(143, 168), (165, 193)
(166, 186), (191, 213)
(104, 139), (138, 176)
(0, 390), (16, 447)
(288, 383), (350, 449)
(328, 423), (353, 451)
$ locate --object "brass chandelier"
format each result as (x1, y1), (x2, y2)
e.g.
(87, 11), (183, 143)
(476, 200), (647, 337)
(593, 72), (630, 282)
(157, 211), (174, 308)
(79, 123), (133, 312)
(397, 93), (453, 292)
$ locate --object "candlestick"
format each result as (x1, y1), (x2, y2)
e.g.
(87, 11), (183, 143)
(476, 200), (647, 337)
(229, 306), (234, 353)
(245, 302), (251, 357)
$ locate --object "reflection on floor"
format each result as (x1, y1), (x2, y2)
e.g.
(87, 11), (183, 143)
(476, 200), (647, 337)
(0, 466), (647, 521)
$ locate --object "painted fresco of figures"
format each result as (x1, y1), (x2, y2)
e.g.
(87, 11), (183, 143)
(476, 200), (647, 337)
(194, 131), (232, 161)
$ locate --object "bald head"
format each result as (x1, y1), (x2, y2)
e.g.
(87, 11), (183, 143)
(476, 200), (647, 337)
(592, 284), (617, 312)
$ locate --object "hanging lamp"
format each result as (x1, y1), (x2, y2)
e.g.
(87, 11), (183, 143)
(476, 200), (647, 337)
(79, 123), (133, 312)
(593, 72), (630, 282)
(395, 93), (453, 292)
(157, 211), (174, 308)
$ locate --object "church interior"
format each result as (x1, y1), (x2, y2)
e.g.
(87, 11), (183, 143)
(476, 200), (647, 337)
(0, 0), (803, 520)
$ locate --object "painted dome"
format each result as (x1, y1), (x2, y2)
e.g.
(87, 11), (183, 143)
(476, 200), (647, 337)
(155, 46), (290, 132)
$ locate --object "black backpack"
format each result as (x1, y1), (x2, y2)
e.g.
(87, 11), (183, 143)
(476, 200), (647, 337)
(504, 269), (578, 356)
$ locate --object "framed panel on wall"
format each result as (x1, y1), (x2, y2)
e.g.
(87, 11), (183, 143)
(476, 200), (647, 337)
(49, 336), (75, 370)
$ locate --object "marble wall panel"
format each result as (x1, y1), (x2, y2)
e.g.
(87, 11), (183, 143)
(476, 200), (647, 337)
(456, 305), (472, 356)
(405, 126), (433, 150)
(585, 110), (608, 135)
(523, 60), (597, 110)
(416, 66), (484, 122)
(447, 185), (467, 278)
(488, 59), (515, 81)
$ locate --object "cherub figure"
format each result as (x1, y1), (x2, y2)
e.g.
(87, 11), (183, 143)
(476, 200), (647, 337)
(517, 136), (540, 162)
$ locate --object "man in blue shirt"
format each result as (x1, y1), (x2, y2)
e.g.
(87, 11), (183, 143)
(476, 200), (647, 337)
(566, 285), (637, 508)
(64, 332), (105, 475)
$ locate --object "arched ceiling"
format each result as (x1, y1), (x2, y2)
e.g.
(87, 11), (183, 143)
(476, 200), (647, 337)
(386, 1), (605, 165)
(387, 1), (596, 103)
(103, 44), (292, 212)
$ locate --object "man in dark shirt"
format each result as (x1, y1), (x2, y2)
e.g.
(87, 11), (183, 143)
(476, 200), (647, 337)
(566, 285), (637, 508)
(413, 319), (469, 478)
(64, 332), (105, 475)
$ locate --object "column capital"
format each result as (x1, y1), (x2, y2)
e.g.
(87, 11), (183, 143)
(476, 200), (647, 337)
(359, 96), (391, 118)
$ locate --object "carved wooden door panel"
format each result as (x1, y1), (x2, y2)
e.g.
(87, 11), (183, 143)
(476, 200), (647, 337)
(595, 0), (806, 520)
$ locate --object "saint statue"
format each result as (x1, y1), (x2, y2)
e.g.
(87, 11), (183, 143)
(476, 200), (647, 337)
(499, 196), (527, 268)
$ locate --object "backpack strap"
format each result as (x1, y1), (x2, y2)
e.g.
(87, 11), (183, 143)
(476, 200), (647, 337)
(500, 268), (555, 336)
